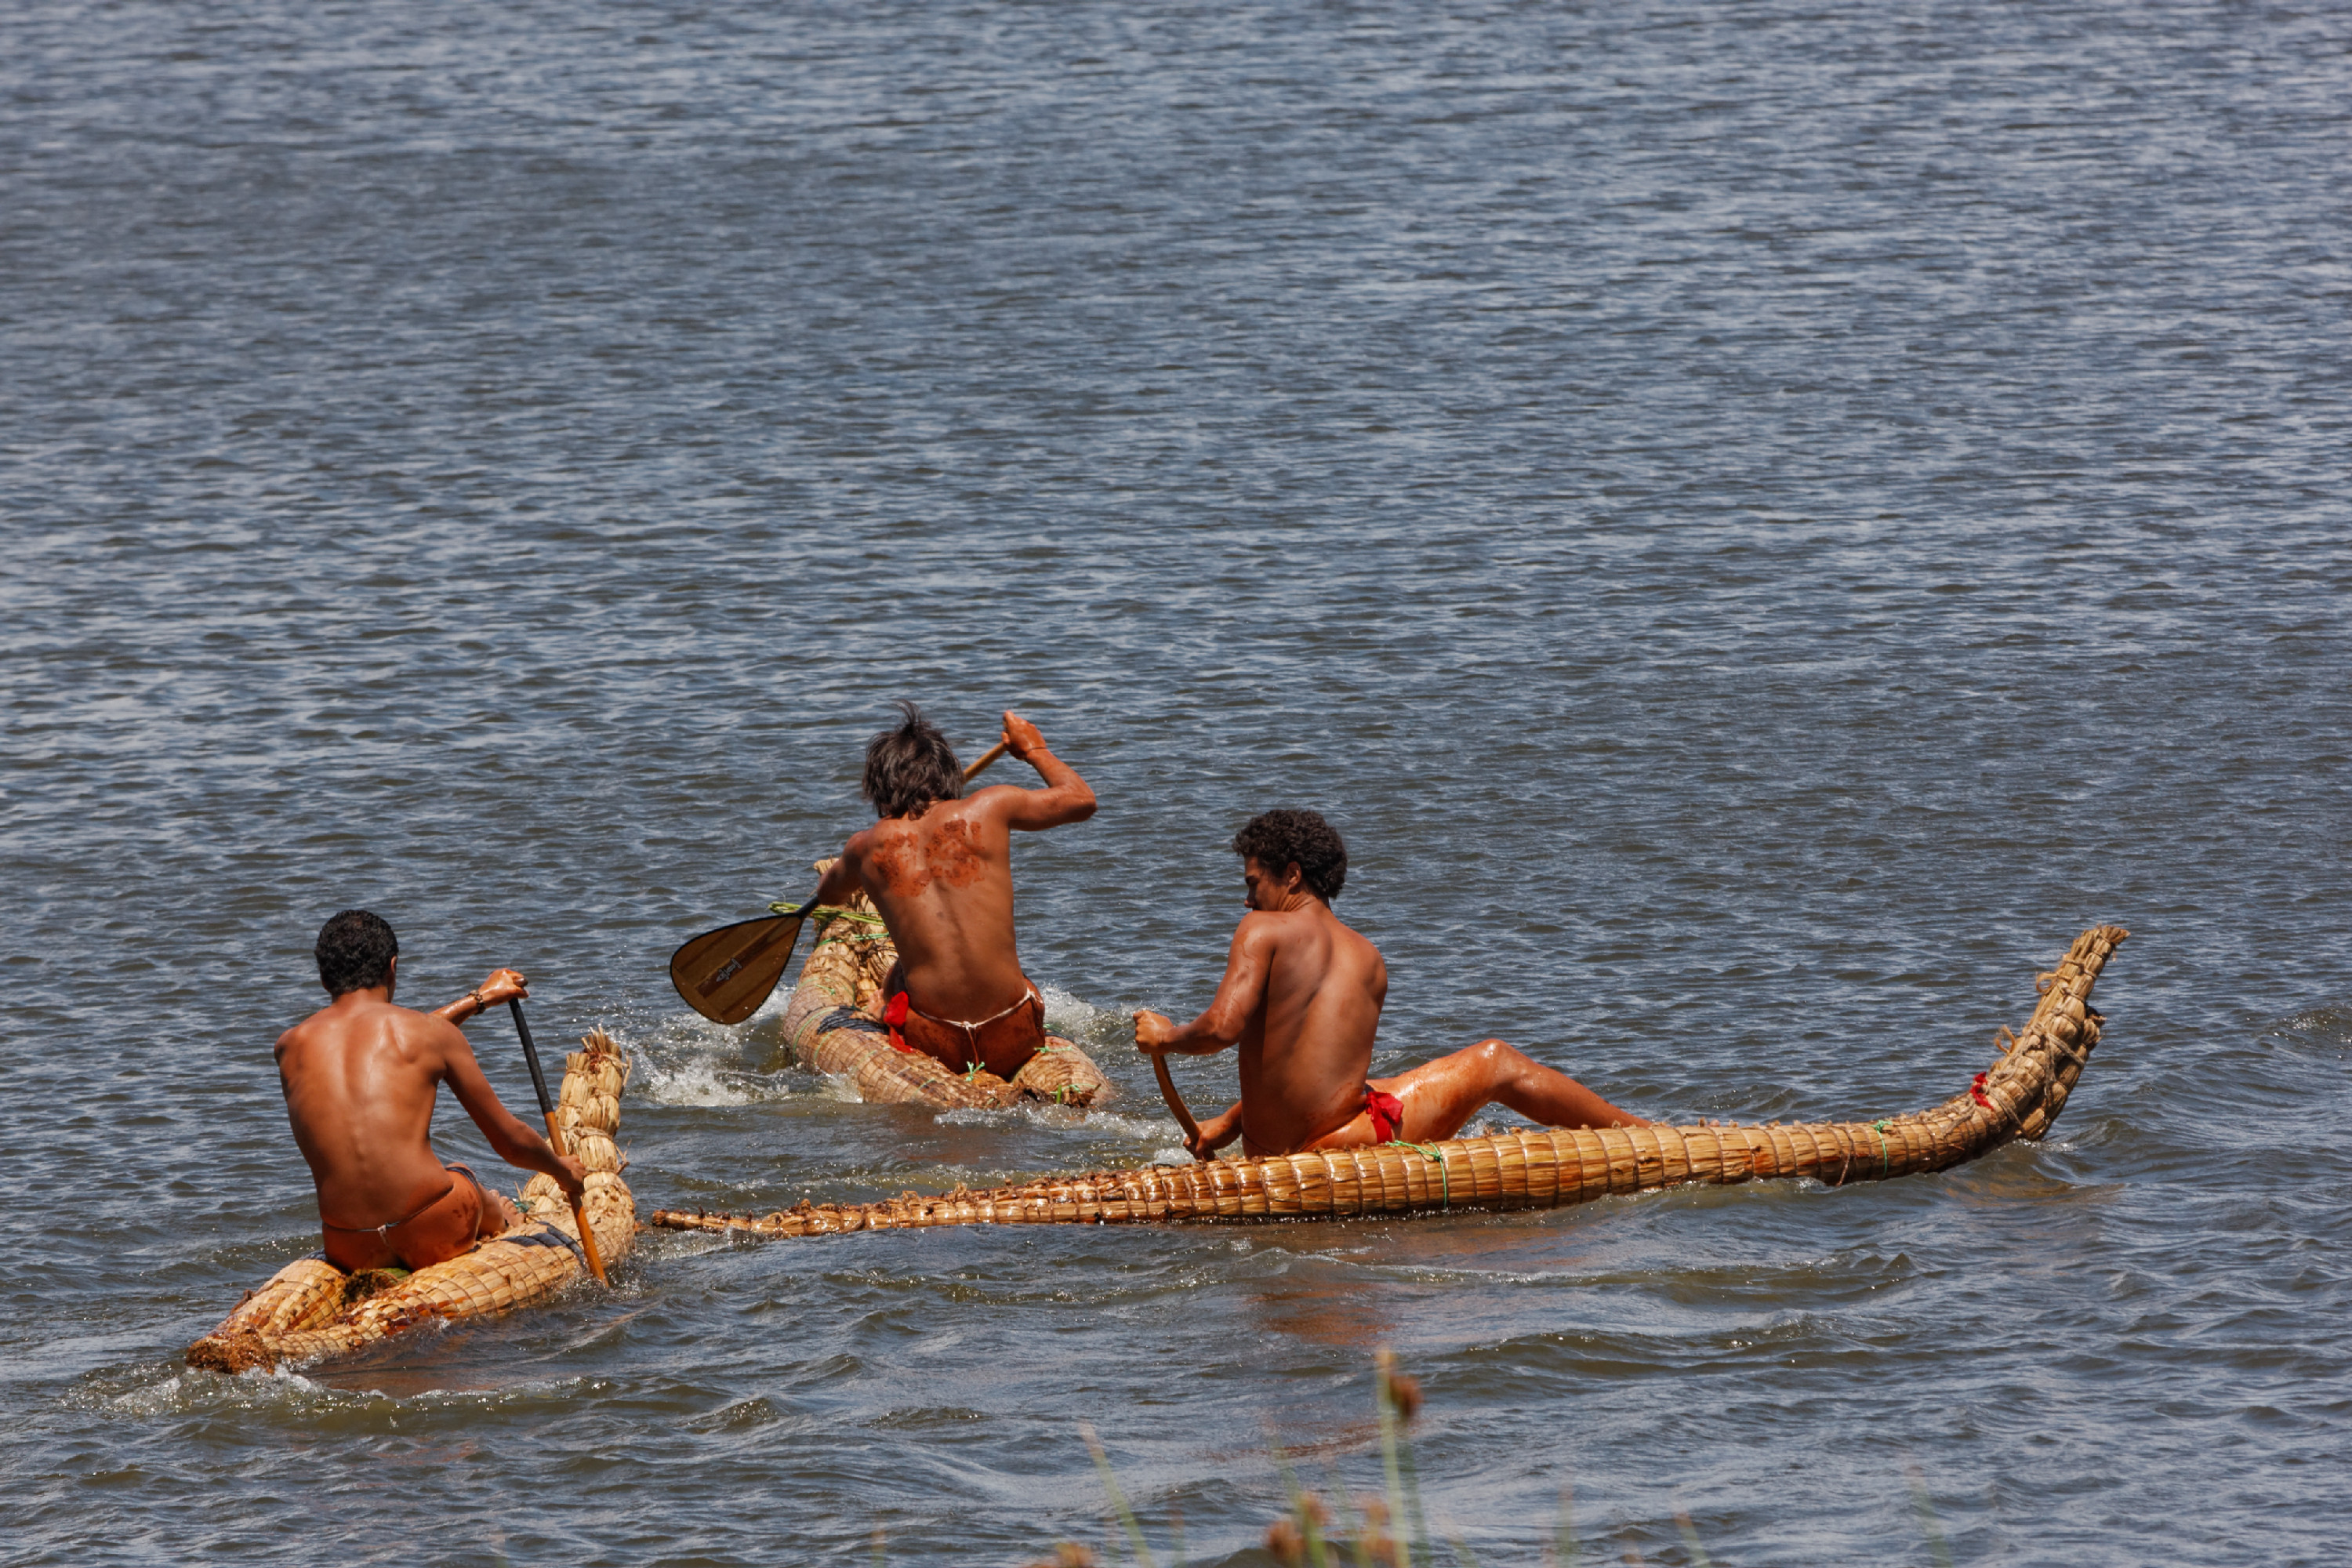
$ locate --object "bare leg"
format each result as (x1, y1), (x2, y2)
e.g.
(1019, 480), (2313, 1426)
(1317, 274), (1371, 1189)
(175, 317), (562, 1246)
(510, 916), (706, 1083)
(475, 1187), (522, 1240)
(1385, 1039), (1647, 1143)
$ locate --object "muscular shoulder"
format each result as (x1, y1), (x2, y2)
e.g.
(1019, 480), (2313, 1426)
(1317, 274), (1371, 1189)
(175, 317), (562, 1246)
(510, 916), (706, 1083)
(942, 787), (1021, 830)
(365, 999), (463, 1064)
(1232, 909), (1308, 953)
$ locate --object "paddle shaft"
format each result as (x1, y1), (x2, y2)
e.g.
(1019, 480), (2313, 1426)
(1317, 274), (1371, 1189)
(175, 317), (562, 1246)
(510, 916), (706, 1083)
(1150, 1052), (1207, 1160)
(509, 999), (609, 1285)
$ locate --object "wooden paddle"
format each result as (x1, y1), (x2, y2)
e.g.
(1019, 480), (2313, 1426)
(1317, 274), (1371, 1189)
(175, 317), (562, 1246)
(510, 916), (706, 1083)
(668, 738), (1013, 1024)
(509, 998), (608, 1286)
(1149, 1051), (1208, 1161)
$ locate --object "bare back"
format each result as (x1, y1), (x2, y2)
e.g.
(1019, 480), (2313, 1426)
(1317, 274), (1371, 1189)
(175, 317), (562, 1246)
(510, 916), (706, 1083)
(277, 996), (481, 1229)
(840, 792), (1027, 1017)
(818, 713), (1095, 1021)
(1229, 904), (1390, 1153)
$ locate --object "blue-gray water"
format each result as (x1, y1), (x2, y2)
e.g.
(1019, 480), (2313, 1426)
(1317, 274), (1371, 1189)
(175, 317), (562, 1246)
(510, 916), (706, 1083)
(4, 1), (2348, 1562)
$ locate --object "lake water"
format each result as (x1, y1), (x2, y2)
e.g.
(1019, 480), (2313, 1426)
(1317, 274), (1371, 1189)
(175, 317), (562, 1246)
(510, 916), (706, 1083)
(4, 1), (2347, 1562)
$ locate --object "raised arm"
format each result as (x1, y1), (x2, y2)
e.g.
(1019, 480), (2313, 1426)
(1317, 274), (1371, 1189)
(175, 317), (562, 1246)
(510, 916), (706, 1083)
(986, 711), (1096, 831)
(434, 980), (585, 1198)
(1134, 916), (1276, 1058)
(430, 966), (528, 1028)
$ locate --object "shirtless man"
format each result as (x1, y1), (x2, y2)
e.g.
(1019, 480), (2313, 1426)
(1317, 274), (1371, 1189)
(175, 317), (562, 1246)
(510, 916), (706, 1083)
(808, 703), (1096, 1078)
(1134, 810), (1647, 1158)
(277, 909), (586, 1272)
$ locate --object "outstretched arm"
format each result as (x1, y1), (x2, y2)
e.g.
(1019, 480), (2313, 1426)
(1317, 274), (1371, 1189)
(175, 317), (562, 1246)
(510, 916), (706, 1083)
(435, 1004), (586, 1200)
(809, 848), (866, 909)
(989, 711), (1096, 831)
(1134, 918), (1274, 1058)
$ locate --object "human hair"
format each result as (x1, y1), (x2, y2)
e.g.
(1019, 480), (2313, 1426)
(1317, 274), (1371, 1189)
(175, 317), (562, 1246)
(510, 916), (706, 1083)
(315, 909), (398, 996)
(1232, 809), (1348, 902)
(862, 701), (964, 819)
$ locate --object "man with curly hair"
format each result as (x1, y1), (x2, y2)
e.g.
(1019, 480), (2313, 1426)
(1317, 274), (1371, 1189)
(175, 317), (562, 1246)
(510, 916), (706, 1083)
(1135, 809), (1645, 1158)
(277, 909), (587, 1272)
(810, 704), (1096, 1080)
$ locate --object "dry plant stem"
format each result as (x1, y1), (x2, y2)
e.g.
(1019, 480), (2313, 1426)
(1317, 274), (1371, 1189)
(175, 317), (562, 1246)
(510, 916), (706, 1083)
(1671, 1508), (1711, 1568)
(655, 927), (2126, 1240)
(1374, 1350), (1414, 1568)
(1080, 1422), (1157, 1568)
(1907, 1462), (1954, 1568)
(1555, 1485), (1578, 1568)
(1268, 1436), (1334, 1568)
(186, 1029), (633, 1373)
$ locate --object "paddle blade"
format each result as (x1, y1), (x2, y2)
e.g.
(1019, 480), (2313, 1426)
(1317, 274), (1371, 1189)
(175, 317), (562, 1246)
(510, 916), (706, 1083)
(669, 914), (806, 1024)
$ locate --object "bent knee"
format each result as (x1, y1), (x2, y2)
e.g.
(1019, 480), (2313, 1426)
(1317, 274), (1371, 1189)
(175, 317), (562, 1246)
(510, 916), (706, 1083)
(477, 1190), (521, 1239)
(1463, 1037), (1528, 1069)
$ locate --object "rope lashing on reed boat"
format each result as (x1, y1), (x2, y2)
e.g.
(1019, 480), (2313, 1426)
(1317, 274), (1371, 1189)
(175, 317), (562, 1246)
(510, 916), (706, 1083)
(1387, 1141), (1450, 1210)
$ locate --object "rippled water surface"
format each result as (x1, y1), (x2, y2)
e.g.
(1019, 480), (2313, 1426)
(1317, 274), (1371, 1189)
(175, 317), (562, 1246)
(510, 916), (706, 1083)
(5, 1), (2349, 1563)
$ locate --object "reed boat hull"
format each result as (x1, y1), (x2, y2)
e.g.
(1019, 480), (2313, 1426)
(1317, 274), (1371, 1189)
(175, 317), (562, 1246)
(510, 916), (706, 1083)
(656, 926), (2125, 1241)
(187, 1029), (633, 1374)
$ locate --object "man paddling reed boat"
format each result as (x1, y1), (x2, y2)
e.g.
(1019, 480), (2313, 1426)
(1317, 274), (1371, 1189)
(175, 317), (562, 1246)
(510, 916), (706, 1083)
(276, 910), (587, 1272)
(1135, 810), (1647, 1159)
(804, 703), (1097, 1082)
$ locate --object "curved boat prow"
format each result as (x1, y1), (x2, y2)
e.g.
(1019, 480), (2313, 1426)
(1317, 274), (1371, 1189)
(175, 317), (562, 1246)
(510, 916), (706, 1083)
(187, 1030), (633, 1374)
(652, 926), (2127, 1241)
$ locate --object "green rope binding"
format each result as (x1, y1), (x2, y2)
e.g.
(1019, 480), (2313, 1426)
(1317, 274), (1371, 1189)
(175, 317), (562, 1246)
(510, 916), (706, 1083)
(1388, 1141), (1450, 1210)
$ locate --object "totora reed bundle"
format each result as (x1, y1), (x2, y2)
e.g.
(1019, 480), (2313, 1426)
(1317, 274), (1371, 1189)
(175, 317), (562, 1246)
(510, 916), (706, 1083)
(187, 1029), (633, 1373)
(654, 926), (2125, 1242)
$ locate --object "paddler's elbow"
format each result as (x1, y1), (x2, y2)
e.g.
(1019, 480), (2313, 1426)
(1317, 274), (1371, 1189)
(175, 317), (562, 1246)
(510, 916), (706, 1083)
(1196, 1008), (1245, 1047)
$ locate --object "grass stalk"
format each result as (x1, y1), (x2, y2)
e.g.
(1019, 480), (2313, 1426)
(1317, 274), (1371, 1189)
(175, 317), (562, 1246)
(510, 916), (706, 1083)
(1671, 1507), (1711, 1568)
(1267, 1432), (1334, 1568)
(1906, 1461), (1953, 1568)
(1080, 1421), (1157, 1568)
(1374, 1352), (1413, 1568)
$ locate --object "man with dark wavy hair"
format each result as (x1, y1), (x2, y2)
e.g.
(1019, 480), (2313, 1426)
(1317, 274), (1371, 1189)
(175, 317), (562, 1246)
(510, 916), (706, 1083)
(1136, 810), (1646, 1158)
(275, 910), (586, 1272)
(810, 704), (1096, 1079)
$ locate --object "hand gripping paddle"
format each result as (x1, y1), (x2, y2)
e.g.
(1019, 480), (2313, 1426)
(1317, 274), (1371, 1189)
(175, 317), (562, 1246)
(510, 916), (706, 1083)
(668, 738), (1011, 1024)
(510, 998), (608, 1285)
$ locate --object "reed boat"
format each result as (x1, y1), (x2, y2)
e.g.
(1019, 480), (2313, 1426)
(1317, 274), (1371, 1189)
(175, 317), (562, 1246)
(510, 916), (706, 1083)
(781, 880), (1110, 1110)
(654, 926), (2125, 1242)
(187, 1030), (632, 1374)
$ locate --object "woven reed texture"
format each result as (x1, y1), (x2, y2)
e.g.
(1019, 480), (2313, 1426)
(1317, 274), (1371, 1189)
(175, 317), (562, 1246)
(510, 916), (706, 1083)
(782, 881), (1111, 1109)
(187, 1029), (635, 1373)
(655, 926), (2125, 1242)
